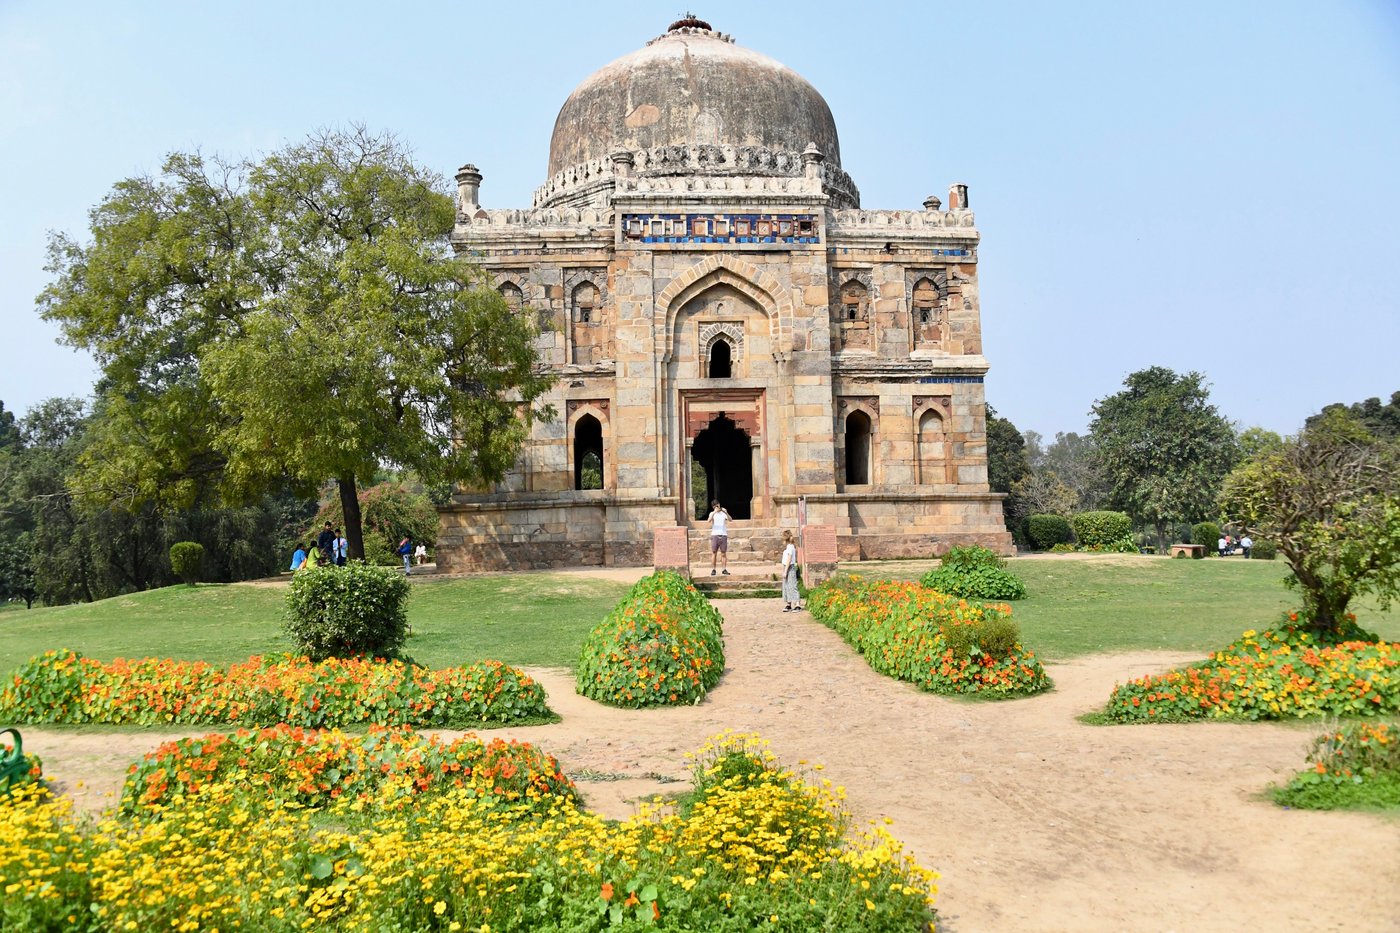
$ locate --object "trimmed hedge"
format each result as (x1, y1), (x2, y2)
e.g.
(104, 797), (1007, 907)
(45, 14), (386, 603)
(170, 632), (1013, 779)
(285, 563), (409, 660)
(0, 649), (554, 728)
(1191, 521), (1222, 553)
(807, 577), (1049, 697)
(168, 541), (204, 586)
(1250, 539), (1278, 560)
(1070, 511), (1132, 548)
(1026, 514), (1074, 550)
(575, 571), (724, 708)
(920, 545), (1026, 600)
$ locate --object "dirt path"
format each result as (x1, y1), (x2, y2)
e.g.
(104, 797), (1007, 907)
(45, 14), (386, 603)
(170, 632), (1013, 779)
(24, 598), (1400, 932)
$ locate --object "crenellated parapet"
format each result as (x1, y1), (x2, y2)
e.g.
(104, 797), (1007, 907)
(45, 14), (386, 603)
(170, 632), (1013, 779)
(533, 144), (860, 210)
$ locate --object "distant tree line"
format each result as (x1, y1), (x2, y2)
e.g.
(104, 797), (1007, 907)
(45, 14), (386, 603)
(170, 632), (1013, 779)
(987, 370), (1398, 558)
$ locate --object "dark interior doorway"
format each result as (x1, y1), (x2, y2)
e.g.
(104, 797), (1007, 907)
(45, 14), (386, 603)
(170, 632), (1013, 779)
(574, 414), (603, 490)
(708, 340), (732, 378)
(691, 413), (752, 519)
(845, 410), (871, 486)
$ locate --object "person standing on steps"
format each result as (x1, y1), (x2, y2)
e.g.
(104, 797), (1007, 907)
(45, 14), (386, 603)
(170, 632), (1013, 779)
(780, 529), (801, 612)
(708, 500), (730, 576)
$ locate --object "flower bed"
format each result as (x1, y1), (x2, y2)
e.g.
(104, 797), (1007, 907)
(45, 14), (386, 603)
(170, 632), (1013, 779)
(0, 734), (938, 932)
(1104, 618), (1400, 722)
(122, 724), (578, 815)
(0, 649), (554, 728)
(576, 571), (724, 708)
(1273, 721), (1400, 810)
(807, 577), (1050, 697)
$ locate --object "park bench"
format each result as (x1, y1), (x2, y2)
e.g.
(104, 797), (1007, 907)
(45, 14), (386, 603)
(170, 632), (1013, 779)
(0, 728), (32, 795)
(1168, 544), (1205, 559)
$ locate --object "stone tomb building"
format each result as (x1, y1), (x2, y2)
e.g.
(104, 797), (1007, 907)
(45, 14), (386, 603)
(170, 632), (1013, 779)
(436, 18), (1012, 571)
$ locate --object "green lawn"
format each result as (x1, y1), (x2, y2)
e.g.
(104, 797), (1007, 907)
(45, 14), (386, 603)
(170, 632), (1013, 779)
(0, 574), (631, 674)
(855, 554), (1400, 660)
(2, 556), (1397, 674)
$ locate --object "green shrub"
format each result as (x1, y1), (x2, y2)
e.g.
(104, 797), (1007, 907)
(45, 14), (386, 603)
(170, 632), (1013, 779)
(1272, 721), (1400, 810)
(362, 530), (403, 567)
(1191, 521), (1222, 553)
(285, 563), (410, 660)
(1251, 539), (1278, 561)
(920, 545), (1026, 600)
(1070, 511), (1132, 548)
(168, 541), (205, 587)
(575, 571), (724, 708)
(1049, 542), (1077, 553)
(1026, 514), (1074, 550)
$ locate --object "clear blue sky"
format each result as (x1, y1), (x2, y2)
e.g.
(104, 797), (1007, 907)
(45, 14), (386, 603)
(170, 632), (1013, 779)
(3, 0), (1398, 438)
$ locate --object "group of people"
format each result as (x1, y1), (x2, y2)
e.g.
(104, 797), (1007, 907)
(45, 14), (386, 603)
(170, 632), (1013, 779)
(291, 522), (348, 571)
(289, 522), (426, 575)
(1217, 534), (1253, 558)
(707, 500), (802, 613)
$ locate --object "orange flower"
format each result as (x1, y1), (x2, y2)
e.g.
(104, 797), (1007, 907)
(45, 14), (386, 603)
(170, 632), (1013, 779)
(624, 892), (640, 908)
(600, 882), (614, 902)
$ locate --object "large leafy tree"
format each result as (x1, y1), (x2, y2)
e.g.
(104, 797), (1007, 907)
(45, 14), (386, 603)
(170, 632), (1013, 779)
(1089, 367), (1237, 548)
(40, 127), (551, 559)
(984, 404), (1030, 538)
(1221, 410), (1400, 638)
(1306, 390), (1400, 439)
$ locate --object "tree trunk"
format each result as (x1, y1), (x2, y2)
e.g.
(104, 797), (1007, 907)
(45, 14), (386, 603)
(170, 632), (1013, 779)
(1154, 520), (1168, 552)
(338, 476), (364, 561)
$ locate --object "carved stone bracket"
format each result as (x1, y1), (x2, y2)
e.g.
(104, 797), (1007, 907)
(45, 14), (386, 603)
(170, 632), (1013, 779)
(838, 396), (879, 415)
(566, 399), (610, 420)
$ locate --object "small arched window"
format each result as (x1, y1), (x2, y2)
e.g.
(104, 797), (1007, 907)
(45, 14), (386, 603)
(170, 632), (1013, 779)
(572, 283), (599, 324)
(573, 413), (604, 490)
(912, 278), (939, 326)
(708, 339), (733, 378)
(498, 282), (523, 313)
(845, 410), (872, 486)
(841, 281), (868, 322)
(917, 408), (945, 485)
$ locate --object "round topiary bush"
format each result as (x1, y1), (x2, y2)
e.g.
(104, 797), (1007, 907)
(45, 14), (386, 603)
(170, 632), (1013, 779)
(168, 541), (205, 586)
(1026, 514), (1074, 550)
(1192, 521), (1223, 553)
(920, 545), (1026, 600)
(1250, 539), (1278, 560)
(576, 571), (724, 708)
(285, 563), (410, 660)
(1070, 511), (1132, 548)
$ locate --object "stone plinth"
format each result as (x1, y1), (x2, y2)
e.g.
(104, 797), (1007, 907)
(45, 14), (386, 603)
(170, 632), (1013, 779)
(653, 527), (691, 576)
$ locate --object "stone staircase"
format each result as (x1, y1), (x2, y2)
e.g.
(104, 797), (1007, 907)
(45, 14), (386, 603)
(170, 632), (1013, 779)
(689, 562), (783, 599)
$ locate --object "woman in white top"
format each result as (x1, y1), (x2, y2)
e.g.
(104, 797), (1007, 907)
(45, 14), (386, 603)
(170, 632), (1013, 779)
(780, 529), (800, 612)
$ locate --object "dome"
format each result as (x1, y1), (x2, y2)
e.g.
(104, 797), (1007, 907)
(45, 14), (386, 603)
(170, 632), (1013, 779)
(547, 20), (842, 178)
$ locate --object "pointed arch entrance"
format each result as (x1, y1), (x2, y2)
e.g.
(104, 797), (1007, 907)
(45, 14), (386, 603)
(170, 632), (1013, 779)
(692, 414), (752, 519)
(679, 389), (766, 524)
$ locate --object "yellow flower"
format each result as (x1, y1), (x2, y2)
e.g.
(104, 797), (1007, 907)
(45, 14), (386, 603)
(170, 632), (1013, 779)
(434, 900), (447, 915)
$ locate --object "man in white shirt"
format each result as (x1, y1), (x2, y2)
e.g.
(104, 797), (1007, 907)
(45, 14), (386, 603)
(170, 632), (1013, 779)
(708, 500), (731, 575)
(1241, 535), (1253, 559)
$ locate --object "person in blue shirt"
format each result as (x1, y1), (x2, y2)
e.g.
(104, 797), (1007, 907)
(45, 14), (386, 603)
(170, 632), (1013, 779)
(290, 544), (307, 571)
(397, 537), (413, 575)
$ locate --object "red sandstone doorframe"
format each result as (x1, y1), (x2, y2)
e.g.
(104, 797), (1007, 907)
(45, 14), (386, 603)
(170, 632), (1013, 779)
(678, 388), (767, 525)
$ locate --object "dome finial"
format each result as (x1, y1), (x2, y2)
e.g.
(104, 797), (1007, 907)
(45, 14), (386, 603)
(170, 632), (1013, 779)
(668, 13), (712, 32)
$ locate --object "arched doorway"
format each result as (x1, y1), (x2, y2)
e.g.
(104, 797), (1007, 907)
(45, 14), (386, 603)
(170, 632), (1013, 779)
(845, 410), (872, 486)
(573, 414), (603, 490)
(691, 413), (752, 519)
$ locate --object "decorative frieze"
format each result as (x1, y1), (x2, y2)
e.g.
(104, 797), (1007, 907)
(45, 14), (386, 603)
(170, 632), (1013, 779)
(622, 212), (820, 245)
